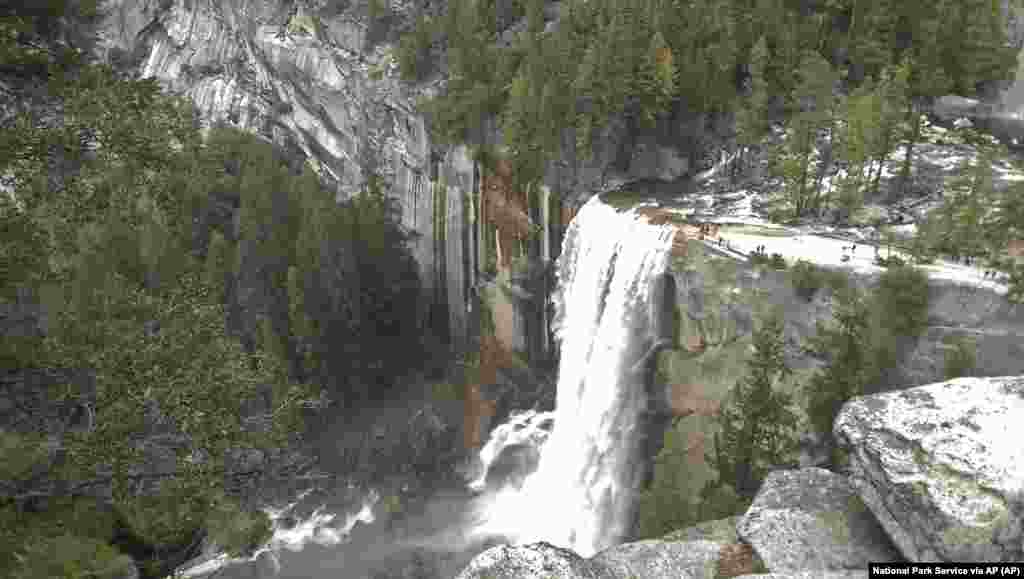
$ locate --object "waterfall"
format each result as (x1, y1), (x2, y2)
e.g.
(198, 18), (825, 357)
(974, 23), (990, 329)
(466, 195), (676, 557)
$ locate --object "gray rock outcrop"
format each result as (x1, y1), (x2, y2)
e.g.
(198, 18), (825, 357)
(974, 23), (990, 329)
(835, 376), (1024, 562)
(454, 541), (615, 579)
(591, 539), (725, 579)
(736, 468), (900, 572)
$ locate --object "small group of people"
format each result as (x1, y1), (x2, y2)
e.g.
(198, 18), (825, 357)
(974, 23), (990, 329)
(983, 270), (1004, 280)
(753, 244), (767, 255)
(696, 222), (717, 241)
(716, 237), (730, 250)
(840, 244), (858, 263)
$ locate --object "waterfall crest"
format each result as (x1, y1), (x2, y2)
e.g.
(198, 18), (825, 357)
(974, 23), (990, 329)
(466, 195), (676, 557)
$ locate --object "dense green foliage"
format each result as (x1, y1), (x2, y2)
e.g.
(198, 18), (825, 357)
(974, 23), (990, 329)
(0, 55), (297, 579)
(800, 282), (876, 466)
(203, 127), (426, 403)
(750, 250), (788, 270)
(397, 0), (1024, 299)
(795, 266), (924, 465)
(398, 0), (1017, 200)
(906, 123), (1024, 302)
(638, 312), (798, 538)
(703, 312), (799, 501)
(0, 3), (428, 576)
(636, 418), (749, 539)
(788, 259), (853, 303)
(871, 265), (931, 339)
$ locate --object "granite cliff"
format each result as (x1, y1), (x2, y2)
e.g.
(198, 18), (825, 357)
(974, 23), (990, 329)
(92, 0), (739, 354)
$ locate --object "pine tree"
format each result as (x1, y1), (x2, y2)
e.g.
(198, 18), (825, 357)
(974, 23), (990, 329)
(704, 312), (798, 500)
(897, 33), (953, 195)
(290, 165), (332, 387)
(136, 196), (175, 290)
(204, 229), (231, 300)
(635, 29), (677, 127)
(637, 421), (701, 538)
(993, 181), (1024, 255)
(733, 35), (770, 179)
(835, 75), (883, 221)
(573, 40), (606, 154)
(256, 314), (289, 368)
(944, 142), (997, 262)
(802, 284), (875, 466)
(774, 50), (840, 219)
(940, 0), (1018, 96)
(841, 0), (899, 82)
(867, 61), (910, 197)
(286, 264), (311, 375)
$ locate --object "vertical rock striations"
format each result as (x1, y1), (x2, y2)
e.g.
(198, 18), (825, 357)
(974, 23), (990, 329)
(97, 0), (486, 346)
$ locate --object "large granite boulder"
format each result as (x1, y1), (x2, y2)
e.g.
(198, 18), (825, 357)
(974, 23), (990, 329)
(834, 376), (1024, 562)
(453, 542), (615, 579)
(455, 534), (872, 579)
(662, 516), (741, 544)
(736, 468), (902, 572)
(592, 539), (726, 578)
(455, 539), (758, 579)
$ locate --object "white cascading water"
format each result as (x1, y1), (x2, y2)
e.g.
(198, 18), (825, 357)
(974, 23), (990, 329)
(178, 487), (379, 577)
(466, 195), (676, 557)
(467, 409), (553, 493)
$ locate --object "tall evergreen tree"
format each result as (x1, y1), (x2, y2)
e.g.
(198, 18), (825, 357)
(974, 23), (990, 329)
(936, 136), (1002, 263)
(835, 75), (883, 220)
(939, 0), (1018, 96)
(704, 312), (798, 501)
(868, 61), (910, 198)
(635, 29), (677, 127)
(774, 51), (840, 219)
(204, 229), (231, 301)
(733, 35), (771, 178)
(802, 284), (876, 466)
